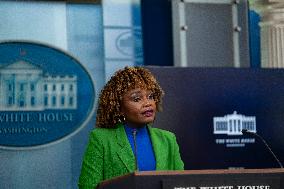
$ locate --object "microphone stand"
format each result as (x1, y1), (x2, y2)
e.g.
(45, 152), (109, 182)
(242, 129), (283, 168)
(132, 129), (139, 171)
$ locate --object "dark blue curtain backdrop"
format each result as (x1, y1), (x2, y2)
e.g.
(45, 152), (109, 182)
(148, 67), (284, 170)
(249, 10), (261, 68)
(141, 0), (173, 66)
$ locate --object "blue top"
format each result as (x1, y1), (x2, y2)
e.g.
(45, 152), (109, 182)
(124, 125), (156, 171)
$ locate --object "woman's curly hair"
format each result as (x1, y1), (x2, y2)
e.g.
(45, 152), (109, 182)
(96, 66), (164, 128)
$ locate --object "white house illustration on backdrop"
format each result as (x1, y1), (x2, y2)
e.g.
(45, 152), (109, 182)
(213, 111), (256, 135)
(0, 60), (77, 111)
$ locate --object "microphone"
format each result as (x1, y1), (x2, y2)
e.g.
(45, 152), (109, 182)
(241, 129), (283, 168)
(132, 129), (139, 171)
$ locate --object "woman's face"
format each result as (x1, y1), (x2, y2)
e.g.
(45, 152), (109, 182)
(121, 88), (156, 127)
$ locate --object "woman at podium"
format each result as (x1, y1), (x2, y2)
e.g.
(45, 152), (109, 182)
(78, 67), (184, 189)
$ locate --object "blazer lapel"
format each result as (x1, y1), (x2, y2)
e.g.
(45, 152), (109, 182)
(115, 123), (135, 172)
(148, 125), (166, 170)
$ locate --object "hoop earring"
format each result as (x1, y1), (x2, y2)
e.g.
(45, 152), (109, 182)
(117, 115), (126, 124)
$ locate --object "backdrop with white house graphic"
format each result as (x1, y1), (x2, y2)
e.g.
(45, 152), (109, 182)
(148, 66), (284, 169)
(0, 42), (95, 148)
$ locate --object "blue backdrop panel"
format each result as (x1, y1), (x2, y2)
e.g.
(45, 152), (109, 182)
(148, 67), (284, 169)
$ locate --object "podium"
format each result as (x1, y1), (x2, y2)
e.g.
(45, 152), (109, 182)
(97, 169), (284, 189)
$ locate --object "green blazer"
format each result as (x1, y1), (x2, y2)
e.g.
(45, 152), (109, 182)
(78, 123), (184, 189)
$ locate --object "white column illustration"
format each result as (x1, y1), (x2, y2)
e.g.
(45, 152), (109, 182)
(213, 111), (256, 135)
(251, 0), (284, 67)
(0, 61), (77, 111)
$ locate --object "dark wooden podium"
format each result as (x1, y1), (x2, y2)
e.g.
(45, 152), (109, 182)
(97, 169), (284, 189)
